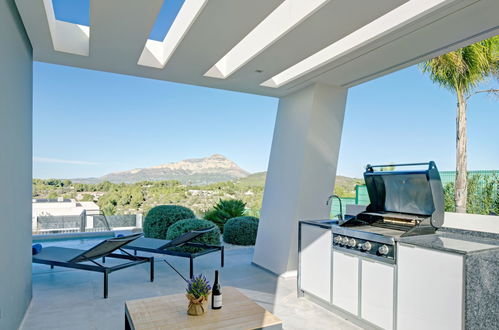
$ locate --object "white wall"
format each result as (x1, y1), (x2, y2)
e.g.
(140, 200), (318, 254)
(443, 212), (499, 234)
(0, 1), (33, 328)
(253, 83), (348, 275)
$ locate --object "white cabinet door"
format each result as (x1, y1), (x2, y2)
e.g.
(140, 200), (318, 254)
(332, 250), (359, 315)
(397, 244), (463, 330)
(299, 225), (331, 302)
(361, 259), (394, 330)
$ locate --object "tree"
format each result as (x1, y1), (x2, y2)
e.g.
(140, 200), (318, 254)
(80, 193), (94, 201)
(419, 36), (498, 213)
(47, 191), (58, 199)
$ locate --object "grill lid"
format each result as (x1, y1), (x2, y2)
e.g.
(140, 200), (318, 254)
(363, 161), (444, 228)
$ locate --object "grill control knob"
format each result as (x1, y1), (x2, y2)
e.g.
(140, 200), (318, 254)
(333, 236), (341, 244)
(378, 245), (390, 255)
(341, 237), (350, 245)
(361, 242), (372, 251)
(348, 238), (356, 248)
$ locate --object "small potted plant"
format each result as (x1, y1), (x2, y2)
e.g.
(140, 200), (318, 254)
(186, 274), (211, 316)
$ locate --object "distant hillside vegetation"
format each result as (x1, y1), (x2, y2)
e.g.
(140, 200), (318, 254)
(236, 172), (363, 197)
(236, 172), (267, 186)
(334, 176), (364, 197)
(36, 155), (364, 216)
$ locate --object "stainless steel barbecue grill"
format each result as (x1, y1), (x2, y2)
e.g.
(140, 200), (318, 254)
(332, 161), (444, 263)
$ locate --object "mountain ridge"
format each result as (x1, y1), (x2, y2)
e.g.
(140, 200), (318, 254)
(72, 154), (250, 185)
(71, 154), (364, 195)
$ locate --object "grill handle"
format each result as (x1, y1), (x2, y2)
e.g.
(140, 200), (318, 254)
(366, 161), (436, 172)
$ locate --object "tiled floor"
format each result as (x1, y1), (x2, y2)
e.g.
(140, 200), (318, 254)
(23, 245), (360, 329)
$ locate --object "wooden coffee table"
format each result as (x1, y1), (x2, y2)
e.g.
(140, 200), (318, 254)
(125, 286), (282, 329)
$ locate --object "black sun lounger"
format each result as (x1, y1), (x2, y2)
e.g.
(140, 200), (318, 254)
(32, 233), (154, 298)
(123, 227), (224, 279)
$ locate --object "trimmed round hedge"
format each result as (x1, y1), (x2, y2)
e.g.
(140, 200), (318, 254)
(223, 216), (259, 246)
(143, 205), (195, 239)
(166, 218), (221, 253)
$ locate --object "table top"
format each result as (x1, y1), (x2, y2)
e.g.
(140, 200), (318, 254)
(125, 286), (282, 330)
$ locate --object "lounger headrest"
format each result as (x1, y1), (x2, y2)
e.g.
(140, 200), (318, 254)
(70, 233), (143, 262)
(163, 226), (216, 248)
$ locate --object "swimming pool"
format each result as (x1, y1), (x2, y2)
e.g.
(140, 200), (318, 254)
(32, 230), (136, 250)
(33, 235), (114, 250)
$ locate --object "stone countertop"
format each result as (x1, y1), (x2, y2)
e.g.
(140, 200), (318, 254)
(299, 219), (338, 229)
(398, 231), (499, 255)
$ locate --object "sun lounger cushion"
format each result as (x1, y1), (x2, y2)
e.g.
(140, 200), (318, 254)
(32, 244), (43, 255)
(124, 237), (171, 250)
(33, 247), (85, 263)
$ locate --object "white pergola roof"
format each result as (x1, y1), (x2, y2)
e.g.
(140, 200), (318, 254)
(15, 0), (499, 97)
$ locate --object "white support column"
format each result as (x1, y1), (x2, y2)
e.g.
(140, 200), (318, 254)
(253, 83), (348, 276)
(136, 213), (143, 228)
(0, 1), (33, 329)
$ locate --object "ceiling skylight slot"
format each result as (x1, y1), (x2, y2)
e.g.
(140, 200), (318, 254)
(52, 0), (89, 26)
(43, 0), (90, 56)
(148, 0), (185, 41)
(261, 0), (452, 88)
(138, 0), (208, 69)
(204, 0), (330, 79)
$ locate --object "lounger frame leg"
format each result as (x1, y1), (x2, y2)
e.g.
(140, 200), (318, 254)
(221, 246), (225, 268)
(125, 314), (131, 330)
(104, 270), (109, 299)
(50, 265), (54, 269)
(150, 257), (154, 282)
(189, 257), (194, 279)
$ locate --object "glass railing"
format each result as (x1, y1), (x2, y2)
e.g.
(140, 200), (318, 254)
(32, 211), (143, 235)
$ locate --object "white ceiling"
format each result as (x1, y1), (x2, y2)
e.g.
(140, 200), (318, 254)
(15, 0), (499, 97)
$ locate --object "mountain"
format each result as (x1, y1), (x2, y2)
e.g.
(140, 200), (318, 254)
(73, 154), (250, 185)
(71, 154), (363, 193)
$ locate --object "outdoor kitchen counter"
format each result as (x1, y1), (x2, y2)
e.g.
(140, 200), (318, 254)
(398, 230), (499, 255)
(398, 229), (499, 330)
(299, 219), (338, 229)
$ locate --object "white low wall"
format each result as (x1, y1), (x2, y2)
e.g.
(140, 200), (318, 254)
(443, 212), (499, 234)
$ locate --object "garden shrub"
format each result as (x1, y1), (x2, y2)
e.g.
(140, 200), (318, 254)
(143, 205), (195, 239)
(166, 218), (221, 253)
(443, 174), (499, 215)
(223, 216), (259, 246)
(204, 199), (246, 232)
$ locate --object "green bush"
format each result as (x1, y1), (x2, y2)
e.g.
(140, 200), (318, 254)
(143, 205), (195, 239)
(204, 199), (246, 232)
(223, 216), (259, 246)
(443, 174), (499, 215)
(166, 218), (221, 253)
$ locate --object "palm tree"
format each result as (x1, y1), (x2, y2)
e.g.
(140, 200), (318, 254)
(420, 36), (498, 213)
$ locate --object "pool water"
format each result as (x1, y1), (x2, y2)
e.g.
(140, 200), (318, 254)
(33, 236), (114, 250)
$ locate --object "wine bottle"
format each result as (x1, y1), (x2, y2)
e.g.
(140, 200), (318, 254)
(211, 270), (222, 309)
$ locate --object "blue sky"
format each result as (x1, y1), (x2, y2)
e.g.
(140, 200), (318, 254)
(33, 62), (499, 179)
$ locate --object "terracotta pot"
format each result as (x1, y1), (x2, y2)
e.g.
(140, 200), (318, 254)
(186, 294), (209, 316)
